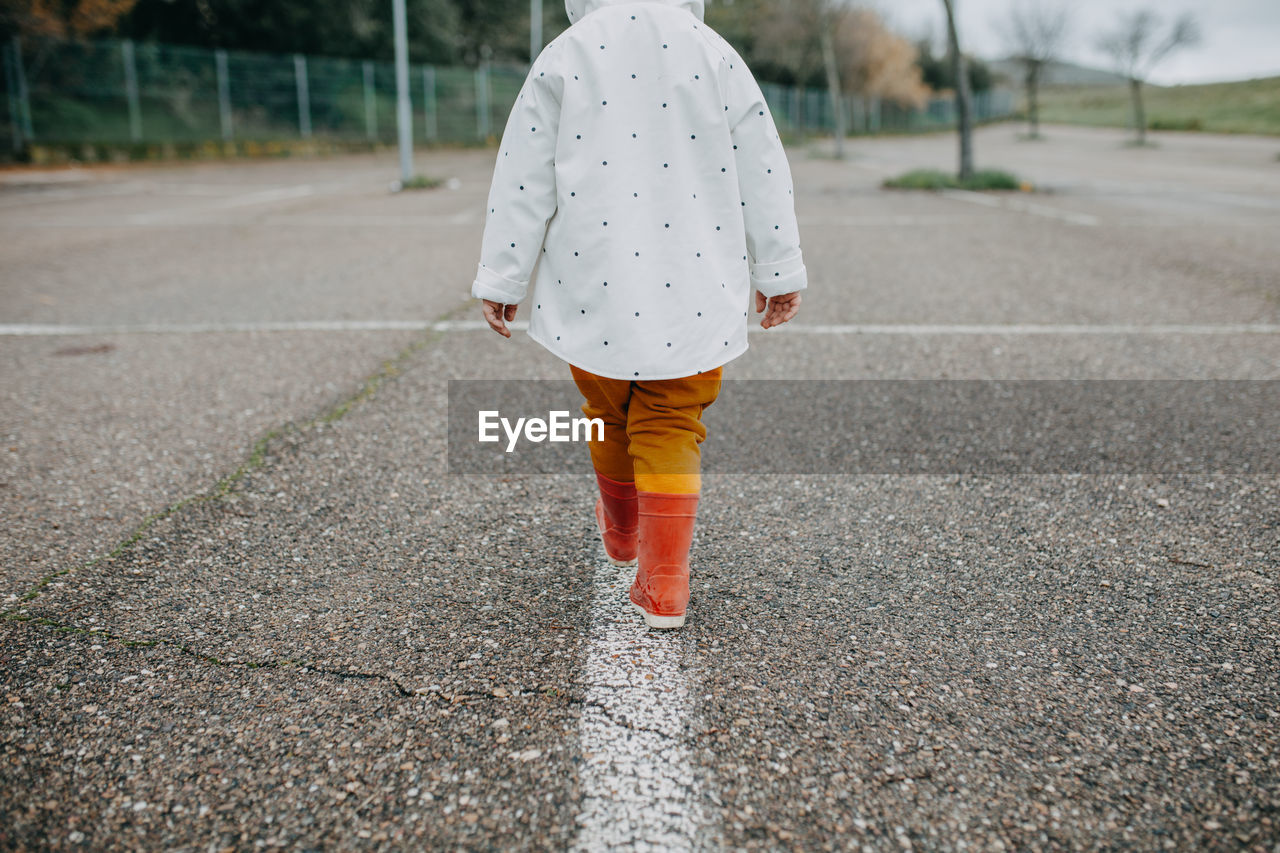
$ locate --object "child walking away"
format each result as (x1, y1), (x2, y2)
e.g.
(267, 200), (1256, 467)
(472, 0), (806, 628)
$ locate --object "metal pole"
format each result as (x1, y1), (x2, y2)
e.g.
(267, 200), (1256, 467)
(530, 0), (543, 62)
(4, 41), (22, 152)
(215, 49), (233, 141)
(11, 36), (33, 141)
(294, 54), (311, 138)
(422, 65), (437, 142)
(392, 0), (413, 183)
(475, 54), (491, 140)
(363, 60), (377, 140)
(122, 39), (143, 142)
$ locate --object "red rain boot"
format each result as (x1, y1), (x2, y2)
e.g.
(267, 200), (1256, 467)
(594, 472), (638, 567)
(630, 492), (699, 629)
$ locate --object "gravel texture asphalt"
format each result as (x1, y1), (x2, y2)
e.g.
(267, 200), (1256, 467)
(2, 125), (1278, 851)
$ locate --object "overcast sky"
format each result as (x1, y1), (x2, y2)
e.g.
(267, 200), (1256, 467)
(873, 0), (1280, 84)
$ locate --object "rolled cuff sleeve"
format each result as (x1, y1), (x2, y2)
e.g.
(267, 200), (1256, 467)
(471, 265), (529, 305)
(750, 253), (808, 298)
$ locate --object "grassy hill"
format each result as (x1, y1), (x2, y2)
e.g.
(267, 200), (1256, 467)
(1033, 76), (1280, 136)
(989, 58), (1128, 88)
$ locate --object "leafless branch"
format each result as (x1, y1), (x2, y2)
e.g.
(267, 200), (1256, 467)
(998, 0), (1070, 66)
(1096, 9), (1199, 82)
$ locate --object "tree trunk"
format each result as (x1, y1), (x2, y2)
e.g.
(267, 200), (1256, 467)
(941, 0), (973, 180)
(1129, 77), (1146, 144)
(820, 26), (846, 160)
(1027, 62), (1041, 138)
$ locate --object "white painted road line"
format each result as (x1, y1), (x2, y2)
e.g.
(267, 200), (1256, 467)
(757, 323), (1280, 336)
(206, 184), (318, 210)
(0, 320), (436, 335)
(2, 321), (1278, 337)
(573, 561), (719, 852)
(796, 214), (987, 227)
(0, 213), (485, 228)
(124, 184), (318, 224)
(942, 189), (1101, 226)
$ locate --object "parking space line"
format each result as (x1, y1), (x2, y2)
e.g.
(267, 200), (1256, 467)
(760, 323), (1280, 335)
(796, 214), (988, 227)
(0, 320), (433, 335)
(2, 321), (1277, 337)
(942, 189), (1100, 226)
(573, 561), (719, 852)
(0, 213), (483, 228)
(124, 184), (317, 224)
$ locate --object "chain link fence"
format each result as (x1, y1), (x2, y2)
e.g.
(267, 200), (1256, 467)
(761, 82), (1014, 138)
(2, 35), (1013, 159)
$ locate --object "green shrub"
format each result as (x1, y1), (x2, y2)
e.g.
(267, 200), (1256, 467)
(965, 169), (1023, 190)
(883, 169), (955, 189)
(883, 168), (1025, 191)
(398, 174), (443, 190)
(1149, 117), (1204, 131)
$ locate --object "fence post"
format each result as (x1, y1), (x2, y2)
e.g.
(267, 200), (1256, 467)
(4, 39), (25, 151)
(294, 54), (311, 138)
(869, 95), (881, 134)
(789, 85), (800, 133)
(363, 60), (377, 140)
(122, 39), (143, 142)
(475, 59), (491, 140)
(2, 41), (15, 151)
(15, 38), (31, 141)
(215, 49), (233, 141)
(422, 66), (438, 142)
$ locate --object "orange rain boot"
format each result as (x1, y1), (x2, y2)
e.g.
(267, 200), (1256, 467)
(630, 492), (699, 629)
(594, 472), (638, 567)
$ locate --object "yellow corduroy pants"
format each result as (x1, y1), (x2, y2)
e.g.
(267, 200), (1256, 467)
(570, 365), (723, 494)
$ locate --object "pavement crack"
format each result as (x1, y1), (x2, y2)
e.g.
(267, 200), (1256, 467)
(576, 695), (682, 739)
(5, 611), (416, 697)
(5, 613), (577, 706)
(293, 664), (414, 698)
(1, 300), (472, 620)
(1165, 554), (1214, 569)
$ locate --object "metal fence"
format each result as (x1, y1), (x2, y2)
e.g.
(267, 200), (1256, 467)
(762, 82), (1014, 137)
(2, 35), (1014, 157)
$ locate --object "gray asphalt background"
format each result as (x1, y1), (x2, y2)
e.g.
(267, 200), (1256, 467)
(2, 124), (1278, 850)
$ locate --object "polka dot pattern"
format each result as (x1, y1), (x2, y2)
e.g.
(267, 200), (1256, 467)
(471, 0), (807, 381)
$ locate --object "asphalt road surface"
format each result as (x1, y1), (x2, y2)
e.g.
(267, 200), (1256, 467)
(2, 124), (1278, 851)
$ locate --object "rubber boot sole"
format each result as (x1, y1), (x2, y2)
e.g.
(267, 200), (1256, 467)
(630, 600), (686, 629)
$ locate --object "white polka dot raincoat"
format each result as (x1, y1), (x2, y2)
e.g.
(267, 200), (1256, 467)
(471, 0), (807, 380)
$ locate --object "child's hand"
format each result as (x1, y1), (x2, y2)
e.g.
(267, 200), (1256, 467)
(482, 299), (518, 338)
(756, 290), (802, 329)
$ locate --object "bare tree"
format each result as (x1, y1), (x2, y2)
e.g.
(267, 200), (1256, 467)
(1096, 10), (1200, 145)
(819, 13), (848, 158)
(743, 0), (849, 157)
(717, 0), (930, 155)
(940, 0), (973, 180)
(999, 0), (1070, 139)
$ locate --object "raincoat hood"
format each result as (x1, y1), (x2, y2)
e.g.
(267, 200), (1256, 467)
(565, 0), (705, 25)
